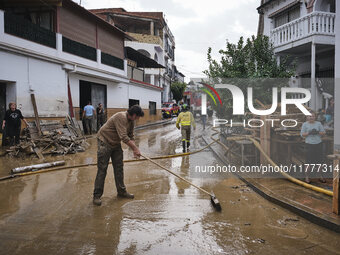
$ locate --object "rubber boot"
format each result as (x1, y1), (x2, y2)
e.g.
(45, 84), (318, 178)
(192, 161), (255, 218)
(182, 141), (186, 153)
(187, 141), (190, 152)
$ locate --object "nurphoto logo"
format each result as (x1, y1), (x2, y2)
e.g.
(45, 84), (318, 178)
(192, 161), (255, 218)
(190, 78), (312, 128)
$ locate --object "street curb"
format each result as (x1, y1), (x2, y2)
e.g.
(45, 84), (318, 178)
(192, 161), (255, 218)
(201, 135), (340, 233)
(135, 119), (173, 130)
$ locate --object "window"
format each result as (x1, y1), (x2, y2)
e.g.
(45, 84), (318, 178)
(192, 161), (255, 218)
(129, 99), (140, 108)
(274, 6), (300, 28)
(149, 101), (156, 115)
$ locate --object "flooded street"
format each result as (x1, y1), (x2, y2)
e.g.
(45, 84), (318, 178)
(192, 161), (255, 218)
(0, 122), (339, 255)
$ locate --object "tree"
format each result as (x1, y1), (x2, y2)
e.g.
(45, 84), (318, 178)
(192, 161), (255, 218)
(204, 35), (295, 118)
(171, 82), (187, 103)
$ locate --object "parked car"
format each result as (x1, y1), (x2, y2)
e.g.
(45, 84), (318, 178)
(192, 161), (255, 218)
(162, 103), (180, 118)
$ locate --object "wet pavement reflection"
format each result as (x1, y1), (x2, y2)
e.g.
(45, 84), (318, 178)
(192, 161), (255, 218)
(0, 121), (339, 254)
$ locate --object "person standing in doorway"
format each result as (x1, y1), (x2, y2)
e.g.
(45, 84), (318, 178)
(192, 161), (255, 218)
(93, 105), (144, 206)
(2, 102), (28, 146)
(96, 103), (105, 131)
(82, 101), (96, 135)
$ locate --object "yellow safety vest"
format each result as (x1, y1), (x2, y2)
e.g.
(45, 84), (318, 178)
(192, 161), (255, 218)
(176, 111), (196, 129)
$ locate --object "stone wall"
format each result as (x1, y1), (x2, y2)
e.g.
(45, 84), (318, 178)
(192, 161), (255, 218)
(127, 32), (163, 46)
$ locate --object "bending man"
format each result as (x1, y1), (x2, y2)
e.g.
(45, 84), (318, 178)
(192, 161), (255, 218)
(93, 105), (144, 206)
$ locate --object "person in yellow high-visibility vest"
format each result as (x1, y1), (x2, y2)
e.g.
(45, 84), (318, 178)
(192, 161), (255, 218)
(176, 104), (196, 152)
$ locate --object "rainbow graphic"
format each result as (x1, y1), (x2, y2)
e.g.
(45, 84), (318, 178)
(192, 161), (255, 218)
(200, 83), (223, 106)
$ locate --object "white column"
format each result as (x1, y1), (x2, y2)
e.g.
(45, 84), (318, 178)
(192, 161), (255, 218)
(150, 74), (155, 85)
(150, 21), (154, 35)
(335, 9), (340, 152)
(56, 33), (62, 53)
(0, 11), (4, 36)
(97, 49), (101, 65)
(201, 94), (207, 115)
(311, 42), (316, 111)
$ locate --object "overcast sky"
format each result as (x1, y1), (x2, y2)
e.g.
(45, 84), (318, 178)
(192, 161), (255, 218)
(81, 0), (260, 81)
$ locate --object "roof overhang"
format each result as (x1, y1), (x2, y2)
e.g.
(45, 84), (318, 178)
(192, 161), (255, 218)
(178, 72), (185, 77)
(0, 0), (62, 8)
(125, 47), (165, 68)
(257, 0), (278, 14)
(0, 0), (135, 41)
(268, 0), (301, 18)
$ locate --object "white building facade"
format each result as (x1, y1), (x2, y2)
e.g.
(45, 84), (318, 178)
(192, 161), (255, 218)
(258, 0), (336, 111)
(90, 9), (180, 103)
(0, 1), (163, 128)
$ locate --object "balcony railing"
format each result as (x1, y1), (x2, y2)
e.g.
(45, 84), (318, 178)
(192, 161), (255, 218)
(62, 36), (97, 61)
(4, 12), (56, 48)
(2, 11), (125, 72)
(101, 51), (124, 70)
(271, 11), (335, 48)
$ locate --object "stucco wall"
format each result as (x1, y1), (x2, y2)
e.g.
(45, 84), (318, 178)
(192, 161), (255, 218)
(0, 50), (67, 117)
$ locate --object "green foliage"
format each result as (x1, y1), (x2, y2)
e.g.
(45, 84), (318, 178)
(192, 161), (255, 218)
(204, 35), (295, 118)
(171, 82), (187, 103)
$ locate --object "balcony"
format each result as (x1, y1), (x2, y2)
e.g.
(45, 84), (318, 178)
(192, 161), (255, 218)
(271, 11), (335, 49)
(127, 32), (163, 46)
(4, 11), (56, 48)
(1, 11), (125, 72)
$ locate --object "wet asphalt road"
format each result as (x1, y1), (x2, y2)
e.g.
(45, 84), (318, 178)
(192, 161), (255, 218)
(0, 119), (339, 254)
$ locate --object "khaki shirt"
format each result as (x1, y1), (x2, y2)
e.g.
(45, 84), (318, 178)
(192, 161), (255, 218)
(97, 112), (135, 147)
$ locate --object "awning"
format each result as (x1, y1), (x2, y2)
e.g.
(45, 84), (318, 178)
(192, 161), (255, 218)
(125, 47), (165, 68)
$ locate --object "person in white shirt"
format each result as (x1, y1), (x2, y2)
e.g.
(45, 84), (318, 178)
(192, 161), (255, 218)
(82, 101), (96, 135)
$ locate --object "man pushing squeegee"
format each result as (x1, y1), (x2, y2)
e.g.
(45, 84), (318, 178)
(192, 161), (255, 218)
(92, 105), (221, 211)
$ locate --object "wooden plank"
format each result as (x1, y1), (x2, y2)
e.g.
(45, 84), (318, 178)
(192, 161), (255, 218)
(30, 93), (42, 136)
(33, 147), (44, 160)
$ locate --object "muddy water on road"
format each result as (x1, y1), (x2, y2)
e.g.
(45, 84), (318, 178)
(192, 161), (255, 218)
(0, 123), (339, 254)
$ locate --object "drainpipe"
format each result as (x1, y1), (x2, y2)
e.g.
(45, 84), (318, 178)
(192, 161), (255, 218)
(66, 65), (77, 118)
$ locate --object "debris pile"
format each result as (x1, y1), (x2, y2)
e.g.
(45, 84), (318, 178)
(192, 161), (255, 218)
(4, 117), (88, 158)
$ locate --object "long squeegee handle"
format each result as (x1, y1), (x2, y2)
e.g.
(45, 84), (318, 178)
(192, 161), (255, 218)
(141, 154), (212, 196)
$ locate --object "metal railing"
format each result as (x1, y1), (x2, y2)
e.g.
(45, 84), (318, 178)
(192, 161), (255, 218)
(4, 12), (56, 48)
(62, 36), (97, 61)
(101, 51), (124, 70)
(271, 11), (335, 47)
